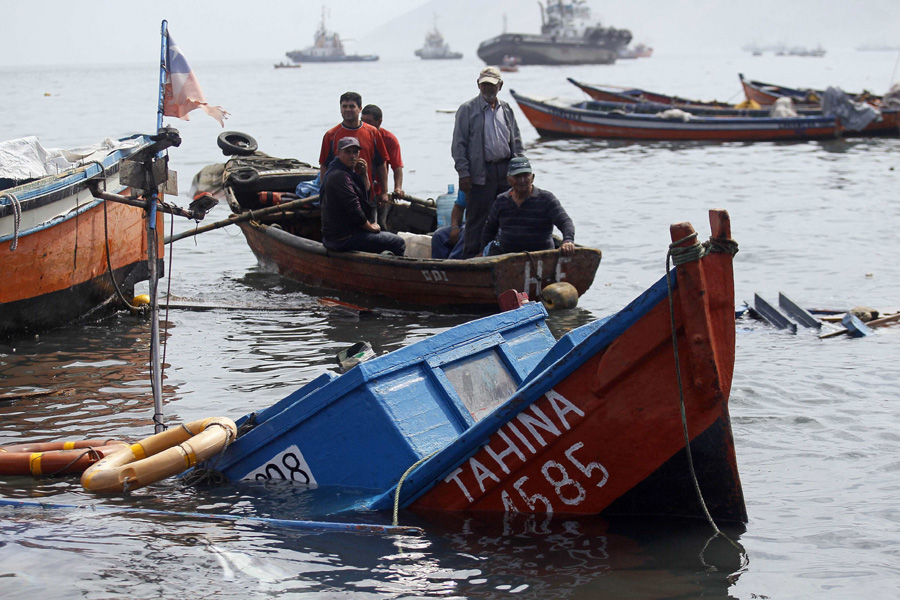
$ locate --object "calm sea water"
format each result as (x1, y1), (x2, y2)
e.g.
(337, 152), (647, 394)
(2, 49), (900, 599)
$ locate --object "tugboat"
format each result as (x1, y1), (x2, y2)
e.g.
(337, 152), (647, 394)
(415, 19), (463, 60)
(286, 8), (378, 63)
(477, 0), (631, 66)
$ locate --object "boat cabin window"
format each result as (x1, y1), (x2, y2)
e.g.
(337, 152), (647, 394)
(442, 350), (518, 422)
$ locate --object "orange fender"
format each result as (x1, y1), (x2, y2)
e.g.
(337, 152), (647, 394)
(81, 417), (237, 493)
(0, 439), (128, 476)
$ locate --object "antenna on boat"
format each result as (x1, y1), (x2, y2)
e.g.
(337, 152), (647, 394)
(148, 20), (168, 433)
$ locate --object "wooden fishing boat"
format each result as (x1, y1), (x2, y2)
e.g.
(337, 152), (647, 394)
(567, 77), (735, 108)
(511, 90), (839, 142)
(0, 135), (163, 338)
(739, 73), (882, 106)
(208, 209), (746, 523)
(567, 79), (900, 136)
(222, 154), (601, 309)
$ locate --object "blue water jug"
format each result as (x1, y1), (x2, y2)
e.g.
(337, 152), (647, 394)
(436, 183), (456, 228)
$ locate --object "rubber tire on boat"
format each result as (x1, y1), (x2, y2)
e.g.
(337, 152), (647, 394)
(512, 35), (523, 44)
(541, 282), (579, 311)
(217, 131), (259, 156)
(226, 168), (260, 188)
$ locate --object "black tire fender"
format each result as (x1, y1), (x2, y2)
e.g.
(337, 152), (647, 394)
(217, 131), (259, 156)
(226, 168), (259, 188)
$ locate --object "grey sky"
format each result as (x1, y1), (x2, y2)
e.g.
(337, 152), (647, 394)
(3, 0), (899, 67)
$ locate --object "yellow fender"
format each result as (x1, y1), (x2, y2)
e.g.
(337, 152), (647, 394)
(541, 282), (579, 311)
(81, 417), (237, 493)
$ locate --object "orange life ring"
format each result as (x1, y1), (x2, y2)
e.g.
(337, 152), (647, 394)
(0, 439), (128, 476)
(81, 417), (237, 493)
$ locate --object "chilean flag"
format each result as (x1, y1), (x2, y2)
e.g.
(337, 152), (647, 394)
(163, 31), (228, 126)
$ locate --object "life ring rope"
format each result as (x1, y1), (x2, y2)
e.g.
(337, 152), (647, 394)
(81, 417), (237, 494)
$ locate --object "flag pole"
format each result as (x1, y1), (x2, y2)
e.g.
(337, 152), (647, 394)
(149, 20), (168, 433)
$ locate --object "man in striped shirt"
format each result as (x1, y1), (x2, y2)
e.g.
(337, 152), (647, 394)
(481, 157), (575, 256)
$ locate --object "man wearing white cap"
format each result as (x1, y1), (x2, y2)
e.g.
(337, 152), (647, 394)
(451, 66), (524, 258)
(321, 137), (406, 256)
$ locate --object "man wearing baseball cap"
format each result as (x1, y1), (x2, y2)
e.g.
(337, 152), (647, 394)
(481, 156), (575, 257)
(320, 137), (406, 256)
(451, 66), (524, 258)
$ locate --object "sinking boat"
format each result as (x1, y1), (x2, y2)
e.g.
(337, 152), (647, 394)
(0, 135), (162, 338)
(220, 152), (601, 309)
(207, 209), (747, 523)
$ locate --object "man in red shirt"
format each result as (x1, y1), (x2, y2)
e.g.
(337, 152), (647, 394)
(319, 92), (390, 207)
(361, 104), (404, 199)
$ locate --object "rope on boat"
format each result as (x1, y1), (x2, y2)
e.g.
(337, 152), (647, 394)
(86, 159), (138, 312)
(392, 451), (438, 526)
(665, 232), (747, 563)
(3, 193), (22, 251)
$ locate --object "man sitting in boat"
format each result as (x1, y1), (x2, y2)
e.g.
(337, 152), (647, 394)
(481, 157), (575, 256)
(319, 92), (391, 207)
(431, 193), (466, 259)
(321, 137), (406, 256)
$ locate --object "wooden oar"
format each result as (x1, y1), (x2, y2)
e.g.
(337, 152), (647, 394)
(819, 311), (900, 339)
(395, 192), (435, 207)
(164, 195), (320, 244)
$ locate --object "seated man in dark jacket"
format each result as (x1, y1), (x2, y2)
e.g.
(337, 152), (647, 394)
(321, 137), (406, 256)
(480, 156), (575, 256)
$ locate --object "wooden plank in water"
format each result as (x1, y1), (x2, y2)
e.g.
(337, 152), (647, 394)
(754, 293), (797, 333)
(778, 292), (822, 329)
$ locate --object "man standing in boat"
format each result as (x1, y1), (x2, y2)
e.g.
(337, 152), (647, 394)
(361, 104), (404, 200)
(451, 66), (523, 258)
(481, 157), (575, 256)
(320, 92), (391, 207)
(321, 137), (405, 256)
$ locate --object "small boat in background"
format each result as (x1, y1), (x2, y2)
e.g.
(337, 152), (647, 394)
(498, 55), (520, 72)
(618, 42), (653, 59)
(0, 135), (162, 338)
(415, 19), (463, 60)
(209, 209), (747, 523)
(511, 91), (840, 142)
(274, 62), (302, 69)
(567, 77), (735, 108)
(739, 73), (882, 106)
(477, 0), (632, 66)
(285, 8), (378, 63)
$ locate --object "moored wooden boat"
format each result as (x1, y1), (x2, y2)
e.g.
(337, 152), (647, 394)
(222, 154), (601, 309)
(512, 90), (839, 142)
(0, 135), (163, 338)
(566, 79), (899, 136)
(567, 77), (735, 108)
(739, 73), (882, 106)
(207, 209), (745, 522)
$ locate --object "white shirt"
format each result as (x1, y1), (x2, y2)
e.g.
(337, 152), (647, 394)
(482, 100), (511, 162)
